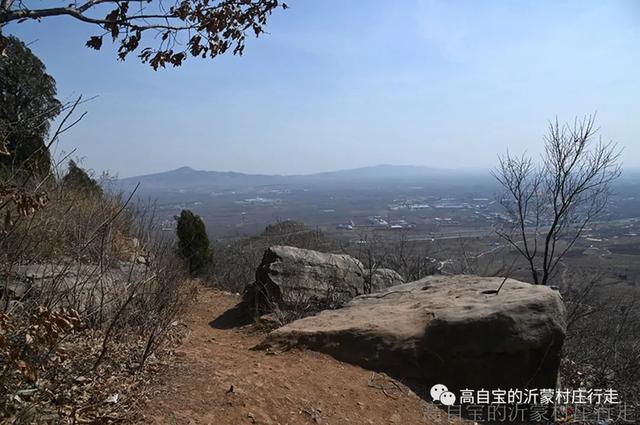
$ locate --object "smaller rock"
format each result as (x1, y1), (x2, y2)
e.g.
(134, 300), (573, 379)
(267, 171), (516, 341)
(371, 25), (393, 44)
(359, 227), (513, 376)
(259, 313), (281, 328)
(366, 268), (404, 289)
(104, 394), (119, 404)
(244, 246), (405, 314)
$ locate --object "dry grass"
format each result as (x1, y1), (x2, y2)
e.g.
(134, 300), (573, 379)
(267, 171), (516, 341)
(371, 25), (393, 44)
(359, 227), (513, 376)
(1, 175), (196, 423)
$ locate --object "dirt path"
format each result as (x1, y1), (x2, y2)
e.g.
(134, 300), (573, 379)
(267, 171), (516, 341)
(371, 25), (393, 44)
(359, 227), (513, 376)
(139, 288), (468, 425)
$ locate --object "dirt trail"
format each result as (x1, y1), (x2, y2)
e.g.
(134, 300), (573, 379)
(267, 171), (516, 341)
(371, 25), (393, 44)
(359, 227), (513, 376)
(139, 288), (468, 425)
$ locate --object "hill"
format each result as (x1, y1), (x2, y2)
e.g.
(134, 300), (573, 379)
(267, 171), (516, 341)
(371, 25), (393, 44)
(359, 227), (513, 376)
(116, 164), (448, 192)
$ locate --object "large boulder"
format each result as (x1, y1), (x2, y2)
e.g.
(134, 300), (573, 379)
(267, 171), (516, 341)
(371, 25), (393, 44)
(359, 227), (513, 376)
(244, 246), (404, 311)
(258, 275), (566, 391)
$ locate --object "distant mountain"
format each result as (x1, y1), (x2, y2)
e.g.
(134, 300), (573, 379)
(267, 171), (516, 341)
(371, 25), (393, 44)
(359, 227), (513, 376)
(116, 164), (450, 192)
(306, 164), (446, 180)
(116, 166), (281, 191)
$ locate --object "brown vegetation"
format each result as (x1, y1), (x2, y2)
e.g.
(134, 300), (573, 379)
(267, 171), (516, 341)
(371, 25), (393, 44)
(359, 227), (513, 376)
(1, 169), (196, 423)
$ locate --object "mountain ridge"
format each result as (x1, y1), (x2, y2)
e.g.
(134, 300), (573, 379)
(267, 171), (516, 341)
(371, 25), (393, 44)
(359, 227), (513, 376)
(116, 164), (452, 191)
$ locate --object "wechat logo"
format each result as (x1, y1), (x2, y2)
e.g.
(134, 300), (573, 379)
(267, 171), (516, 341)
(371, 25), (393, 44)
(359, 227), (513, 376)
(430, 384), (456, 406)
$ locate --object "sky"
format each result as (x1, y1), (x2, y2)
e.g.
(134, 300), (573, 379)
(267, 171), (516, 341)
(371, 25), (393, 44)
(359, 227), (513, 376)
(5, 0), (640, 177)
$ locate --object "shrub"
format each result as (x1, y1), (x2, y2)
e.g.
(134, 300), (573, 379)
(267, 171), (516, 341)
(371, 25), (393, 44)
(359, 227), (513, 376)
(176, 209), (212, 276)
(1, 177), (196, 422)
(61, 160), (102, 196)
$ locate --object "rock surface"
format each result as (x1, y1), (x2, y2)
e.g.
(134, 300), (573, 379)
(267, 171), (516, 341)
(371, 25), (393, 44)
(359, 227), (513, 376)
(5, 263), (148, 310)
(367, 268), (405, 289)
(244, 246), (404, 310)
(259, 275), (567, 391)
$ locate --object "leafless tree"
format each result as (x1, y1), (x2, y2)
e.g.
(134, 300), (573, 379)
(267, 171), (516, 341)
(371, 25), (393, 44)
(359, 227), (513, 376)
(493, 115), (621, 285)
(0, 0), (287, 69)
(343, 232), (438, 291)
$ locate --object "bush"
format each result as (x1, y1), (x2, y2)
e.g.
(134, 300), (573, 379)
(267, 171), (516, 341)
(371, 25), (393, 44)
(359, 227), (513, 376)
(1, 177), (196, 423)
(61, 160), (102, 196)
(176, 209), (212, 276)
(561, 273), (640, 412)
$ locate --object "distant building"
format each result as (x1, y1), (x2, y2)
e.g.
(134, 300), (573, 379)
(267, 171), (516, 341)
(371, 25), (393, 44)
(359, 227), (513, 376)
(409, 204), (430, 209)
(368, 216), (389, 227)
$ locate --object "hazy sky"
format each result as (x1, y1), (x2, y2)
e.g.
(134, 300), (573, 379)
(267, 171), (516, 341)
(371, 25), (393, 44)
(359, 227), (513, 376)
(6, 0), (640, 177)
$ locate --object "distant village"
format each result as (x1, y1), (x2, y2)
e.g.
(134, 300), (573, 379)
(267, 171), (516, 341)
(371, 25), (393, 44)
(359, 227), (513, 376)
(333, 196), (507, 231)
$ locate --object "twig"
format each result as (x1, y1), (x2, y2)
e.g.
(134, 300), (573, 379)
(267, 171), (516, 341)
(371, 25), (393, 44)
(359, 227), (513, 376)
(367, 372), (404, 399)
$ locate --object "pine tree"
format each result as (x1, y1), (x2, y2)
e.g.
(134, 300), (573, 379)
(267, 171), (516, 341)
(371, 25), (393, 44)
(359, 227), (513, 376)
(176, 210), (212, 276)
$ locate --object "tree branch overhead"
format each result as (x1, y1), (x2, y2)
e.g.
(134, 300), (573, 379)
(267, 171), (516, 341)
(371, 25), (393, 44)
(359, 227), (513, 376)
(0, 0), (288, 69)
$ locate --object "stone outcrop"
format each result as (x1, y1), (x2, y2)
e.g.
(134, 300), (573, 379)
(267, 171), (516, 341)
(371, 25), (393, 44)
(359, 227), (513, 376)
(367, 268), (404, 289)
(4, 262), (149, 312)
(258, 275), (567, 391)
(244, 246), (404, 311)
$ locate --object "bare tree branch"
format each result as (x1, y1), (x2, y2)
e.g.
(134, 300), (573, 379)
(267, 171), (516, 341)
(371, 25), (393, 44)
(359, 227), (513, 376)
(493, 115), (622, 285)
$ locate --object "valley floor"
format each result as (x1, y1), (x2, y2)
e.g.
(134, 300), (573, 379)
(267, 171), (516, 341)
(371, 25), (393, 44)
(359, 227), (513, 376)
(137, 288), (468, 425)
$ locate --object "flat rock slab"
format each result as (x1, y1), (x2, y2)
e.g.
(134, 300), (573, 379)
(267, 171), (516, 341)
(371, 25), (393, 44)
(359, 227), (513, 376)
(258, 275), (567, 391)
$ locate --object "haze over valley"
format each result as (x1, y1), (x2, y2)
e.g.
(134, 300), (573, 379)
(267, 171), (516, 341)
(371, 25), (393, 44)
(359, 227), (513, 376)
(117, 164), (640, 240)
